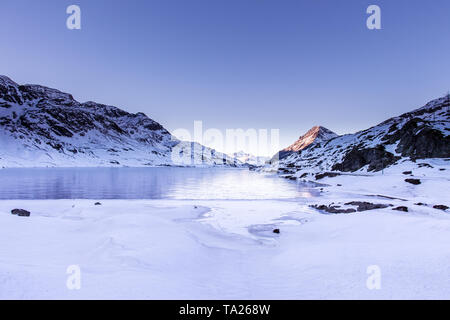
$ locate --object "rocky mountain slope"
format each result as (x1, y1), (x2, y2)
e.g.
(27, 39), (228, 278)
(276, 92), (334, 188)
(267, 95), (450, 179)
(0, 75), (237, 167)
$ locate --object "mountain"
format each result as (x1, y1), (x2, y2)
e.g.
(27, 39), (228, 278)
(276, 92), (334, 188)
(274, 126), (338, 161)
(233, 150), (269, 166)
(267, 95), (450, 178)
(0, 75), (238, 167)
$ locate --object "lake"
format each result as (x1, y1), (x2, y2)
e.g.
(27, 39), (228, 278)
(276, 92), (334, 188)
(0, 167), (319, 200)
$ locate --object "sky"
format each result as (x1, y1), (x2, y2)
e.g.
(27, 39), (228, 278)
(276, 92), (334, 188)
(0, 0), (449, 156)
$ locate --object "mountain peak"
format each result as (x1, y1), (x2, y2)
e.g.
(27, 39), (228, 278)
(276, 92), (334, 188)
(283, 126), (338, 153)
(0, 75), (17, 87)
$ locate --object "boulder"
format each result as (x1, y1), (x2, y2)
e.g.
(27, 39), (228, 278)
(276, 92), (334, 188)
(392, 206), (408, 212)
(405, 178), (421, 185)
(433, 205), (449, 211)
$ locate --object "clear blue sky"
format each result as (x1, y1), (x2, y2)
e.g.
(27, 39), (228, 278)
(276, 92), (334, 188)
(1, 0), (449, 155)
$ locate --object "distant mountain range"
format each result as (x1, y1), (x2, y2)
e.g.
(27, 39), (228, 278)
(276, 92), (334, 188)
(233, 151), (269, 166)
(2, 75), (448, 171)
(268, 95), (450, 178)
(0, 75), (238, 167)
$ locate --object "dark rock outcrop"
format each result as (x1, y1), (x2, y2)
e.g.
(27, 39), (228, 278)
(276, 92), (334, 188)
(405, 178), (421, 185)
(315, 172), (341, 180)
(311, 204), (356, 214)
(344, 201), (390, 212)
(384, 118), (450, 159)
(332, 145), (400, 172)
(392, 206), (408, 212)
(11, 209), (31, 216)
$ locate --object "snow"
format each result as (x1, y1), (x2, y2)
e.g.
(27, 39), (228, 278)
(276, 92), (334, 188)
(233, 151), (269, 166)
(0, 161), (449, 299)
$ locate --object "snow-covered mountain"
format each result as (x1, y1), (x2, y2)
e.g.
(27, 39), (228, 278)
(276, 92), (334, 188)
(267, 95), (450, 178)
(233, 150), (269, 166)
(275, 126), (338, 161)
(0, 75), (238, 167)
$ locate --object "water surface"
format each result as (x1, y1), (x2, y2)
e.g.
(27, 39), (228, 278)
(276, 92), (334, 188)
(0, 167), (319, 200)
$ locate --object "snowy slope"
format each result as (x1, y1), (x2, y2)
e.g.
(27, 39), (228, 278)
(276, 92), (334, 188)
(267, 96), (450, 178)
(0, 76), (238, 167)
(0, 196), (449, 299)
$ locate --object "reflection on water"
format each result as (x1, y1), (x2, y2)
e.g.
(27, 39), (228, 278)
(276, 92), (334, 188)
(0, 167), (319, 200)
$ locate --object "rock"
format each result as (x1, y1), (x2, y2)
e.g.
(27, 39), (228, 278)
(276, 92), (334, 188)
(402, 171), (412, 175)
(331, 145), (400, 172)
(415, 202), (426, 206)
(405, 178), (421, 185)
(433, 205), (449, 211)
(392, 206), (408, 212)
(273, 229), (280, 234)
(418, 163), (434, 168)
(311, 204), (356, 214)
(94, 202), (102, 206)
(439, 168), (446, 171)
(385, 118), (450, 160)
(315, 172), (341, 180)
(344, 201), (390, 212)
(11, 209), (31, 216)
(337, 184), (342, 186)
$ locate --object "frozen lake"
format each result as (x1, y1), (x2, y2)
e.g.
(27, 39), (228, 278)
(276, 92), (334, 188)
(0, 167), (319, 200)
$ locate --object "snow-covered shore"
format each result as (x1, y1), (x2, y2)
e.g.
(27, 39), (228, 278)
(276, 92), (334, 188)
(1, 190), (449, 299)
